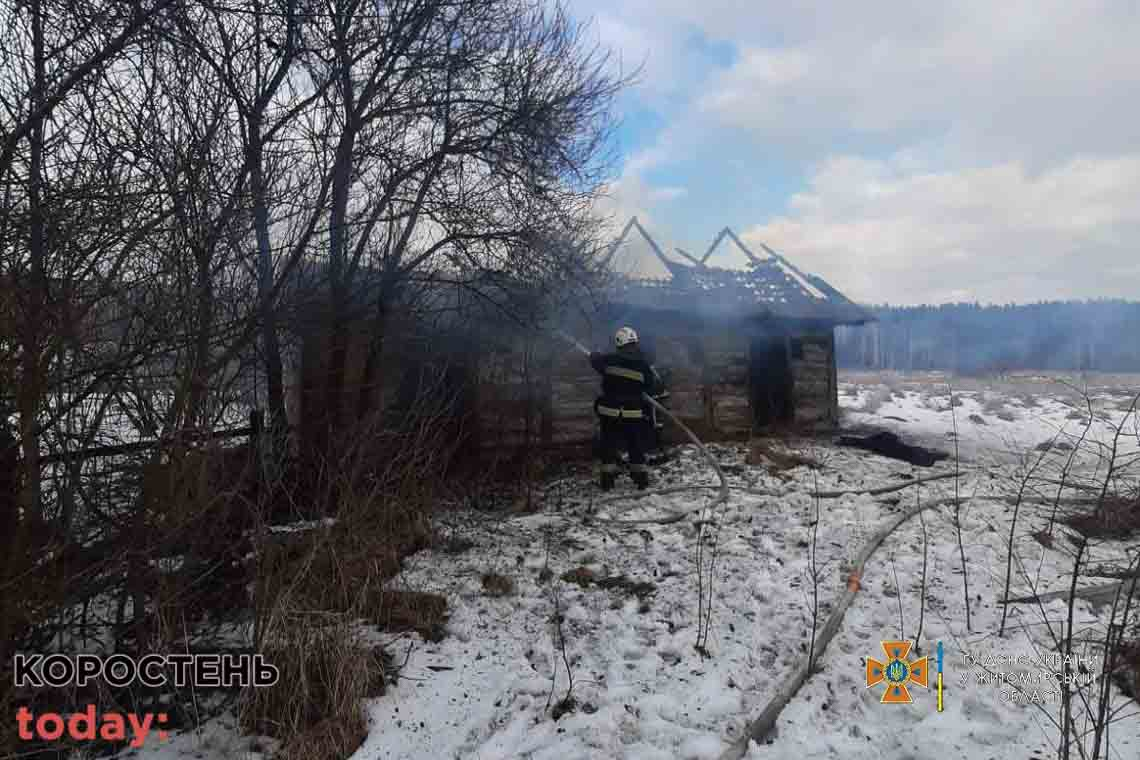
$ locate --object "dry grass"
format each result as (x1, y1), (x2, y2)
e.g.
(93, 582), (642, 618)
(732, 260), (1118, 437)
(436, 532), (476, 555)
(561, 566), (596, 588)
(258, 512), (430, 621)
(368, 590), (448, 642)
(0, 681), (19, 759)
(595, 575), (656, 600)
(1063, 497), (1140, 539)
(481, 571), (516, 597)
(1113, 638), (1140, 702)
(747, 439), (820, 471)
(242, 404), (455, 758)
(278, 713), (368, 760)
(240, 614), (386, 760)
(557, 566), (654, 603)
(254, 425), (437, 628)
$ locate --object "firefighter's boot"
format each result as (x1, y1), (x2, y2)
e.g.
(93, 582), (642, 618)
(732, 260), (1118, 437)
(631, 470), (649, 490)
(600, 465), (618, 491)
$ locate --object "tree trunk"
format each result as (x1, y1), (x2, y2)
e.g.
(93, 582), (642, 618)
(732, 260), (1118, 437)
(0, 426), (20, 672)
(181, 248), (215, 432)
(18, 0), (47, 522)
(250, 124), (287, 433)
(356, 304), (387, 421)
(321, 135), (355, 461)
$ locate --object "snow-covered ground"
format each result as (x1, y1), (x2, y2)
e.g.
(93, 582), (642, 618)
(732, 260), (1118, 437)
(116, 371), (1140, 760)
(839, 370), (1140, 465)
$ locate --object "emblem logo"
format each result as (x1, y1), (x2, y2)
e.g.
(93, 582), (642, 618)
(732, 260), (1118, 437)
(866, 640), (930, 704)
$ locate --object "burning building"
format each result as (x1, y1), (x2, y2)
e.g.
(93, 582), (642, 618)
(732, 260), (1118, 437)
(473, 218), (875, 454)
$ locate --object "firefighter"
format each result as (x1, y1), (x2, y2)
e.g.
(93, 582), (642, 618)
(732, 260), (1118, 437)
(589, 326), (666, 491)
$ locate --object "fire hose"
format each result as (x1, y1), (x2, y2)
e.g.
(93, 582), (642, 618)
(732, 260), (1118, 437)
(553, 329), (729, 519)
(557, 328), (967, 752)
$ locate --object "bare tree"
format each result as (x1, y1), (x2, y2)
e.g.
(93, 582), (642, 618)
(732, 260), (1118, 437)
(0, 3), (625, 748)
(299, 0), (623, 463)
(176, 0), (322, 435)
(0, 0), (183, 180)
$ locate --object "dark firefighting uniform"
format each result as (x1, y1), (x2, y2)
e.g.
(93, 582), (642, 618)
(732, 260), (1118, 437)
(589, 346), (665, 482)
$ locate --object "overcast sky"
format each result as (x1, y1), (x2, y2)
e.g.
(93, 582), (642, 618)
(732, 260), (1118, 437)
(567, 0), (1140, 305)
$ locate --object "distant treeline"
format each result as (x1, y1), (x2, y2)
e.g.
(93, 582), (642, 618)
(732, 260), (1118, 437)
(835, 300), (1140, 374)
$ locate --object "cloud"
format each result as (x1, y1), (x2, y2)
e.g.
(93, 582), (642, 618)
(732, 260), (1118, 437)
(742, 153), (1140, 305)
(624, 144), (671, 174)
(589, 12), (654, 80)
(574, 0), (1140, 167)
(647, 185), (687, 202)
(591, 167), (688, 237)
(568, 1), (1140, 303)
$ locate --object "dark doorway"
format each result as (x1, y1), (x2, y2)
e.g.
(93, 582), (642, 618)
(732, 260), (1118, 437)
(750, 334), (794, 427)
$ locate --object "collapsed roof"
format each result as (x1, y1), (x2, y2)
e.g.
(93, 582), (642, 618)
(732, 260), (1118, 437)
(600, 217), (873, 326)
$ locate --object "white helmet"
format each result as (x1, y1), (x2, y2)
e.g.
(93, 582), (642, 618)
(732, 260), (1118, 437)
(614, 326), (638, 348)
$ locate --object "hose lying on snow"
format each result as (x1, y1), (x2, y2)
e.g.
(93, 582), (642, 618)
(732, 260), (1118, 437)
(628, 393), (730, 523)
(716, 494), (960, 759)
(600, 470), (966, 502)
(552, 329), (967, 753)
(551, 329), (730, 521)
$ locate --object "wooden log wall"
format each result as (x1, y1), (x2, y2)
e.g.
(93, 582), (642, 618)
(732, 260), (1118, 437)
(474, 333), (553, 451)
(548, 352), (600, 446)
(464, 320), (839, 455)
(294, 311), (416, 437)
(790, 331), (839, 428)
(687, 332), (752, 440)
(478, 325), (756, 452)
(291, 306), (487, 467)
